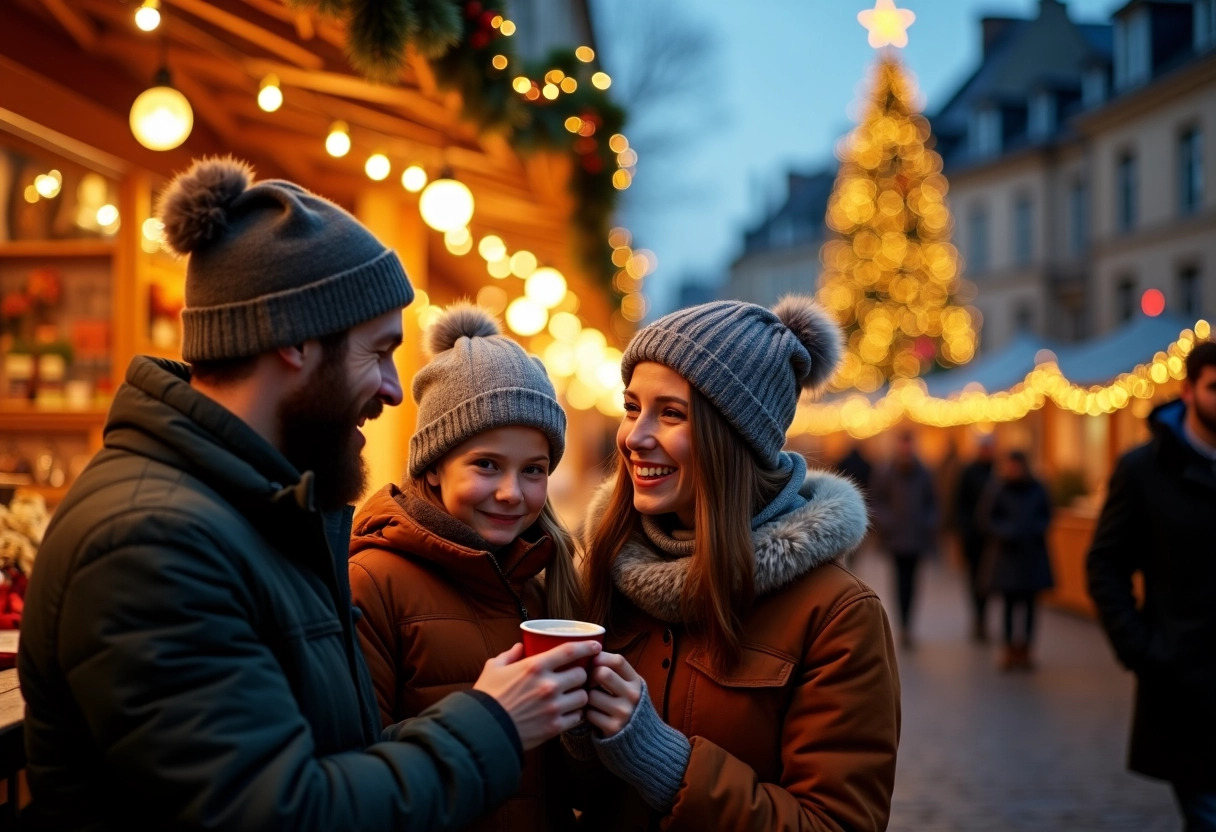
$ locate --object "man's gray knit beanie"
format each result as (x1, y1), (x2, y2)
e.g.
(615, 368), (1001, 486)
(409, 304), (566, 478)
(621, 296), (843, 469)
(158, 156), (414, 361)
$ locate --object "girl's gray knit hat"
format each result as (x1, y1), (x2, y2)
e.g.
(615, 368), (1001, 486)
(621, 295), (843, 469)
(409, 304), (566, 478)
(158, 156), (413, 361)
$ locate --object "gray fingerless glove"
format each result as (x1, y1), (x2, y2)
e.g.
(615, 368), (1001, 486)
(592, 679), (691, 812)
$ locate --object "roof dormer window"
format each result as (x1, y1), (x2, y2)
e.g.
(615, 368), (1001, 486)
(1082, 67), (1107, 108)
(970, 106), (1001, 157)
(1114, 8), (1150, 91)
(1029, 91), (1056, 139)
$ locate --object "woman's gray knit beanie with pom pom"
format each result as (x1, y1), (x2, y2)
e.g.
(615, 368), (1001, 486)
(157, 156), (413, 362)
(620, 295), (843, 469)
(408, 303), (567, 478)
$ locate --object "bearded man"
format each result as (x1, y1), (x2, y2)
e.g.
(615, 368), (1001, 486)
(18, 158), (597, 831)
(1088, 338), (1216, 831)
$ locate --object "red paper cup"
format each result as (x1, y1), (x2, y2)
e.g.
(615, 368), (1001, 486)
(520, 619), (605, 671)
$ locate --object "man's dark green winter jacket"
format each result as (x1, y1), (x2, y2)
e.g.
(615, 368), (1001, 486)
(18, 357), (522, 830)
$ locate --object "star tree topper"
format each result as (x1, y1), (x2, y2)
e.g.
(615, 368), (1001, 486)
(858, 0), (915, 48)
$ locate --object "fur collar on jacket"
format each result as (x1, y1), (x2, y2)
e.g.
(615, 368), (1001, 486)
(585, 470), (868, 623)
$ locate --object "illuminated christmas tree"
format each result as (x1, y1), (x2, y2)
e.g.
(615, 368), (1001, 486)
(816, 49), (977, 393)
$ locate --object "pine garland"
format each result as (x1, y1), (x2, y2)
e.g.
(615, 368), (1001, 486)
(292, 0), (624, 288)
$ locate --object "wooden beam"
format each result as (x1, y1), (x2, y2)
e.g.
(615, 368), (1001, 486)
(162, 0), (325, 70)
(242, 59), (455, 128)
(41, 0), (98, 51)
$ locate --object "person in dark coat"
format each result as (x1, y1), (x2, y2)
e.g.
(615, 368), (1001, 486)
(17, 158), (598, 831)
(978, 450), (1053, 671)
(1087, 340), (1216, 831)
(833, 441), (873, 495)
(870, 429), (938, 648)
(953, 436), (996, 642)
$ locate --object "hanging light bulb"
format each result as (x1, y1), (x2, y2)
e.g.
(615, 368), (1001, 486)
(419, 170), (474, 232)
(257, 74), (283, 112)
(365, 153), (391, 181)
(129, 67), (193, 151)
(325, 121), (351, 157)
(134, 0), (161, 32)
(401, 165), (427, 192)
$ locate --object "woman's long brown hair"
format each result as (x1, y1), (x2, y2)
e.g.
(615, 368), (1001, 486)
(584, 386), (789, 669)
(406, 476), (585, 621)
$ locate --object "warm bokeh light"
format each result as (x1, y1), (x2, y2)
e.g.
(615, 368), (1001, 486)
(499, 19), (516, 36)
(364, 153), (390, 181)
(491, 54), (509, 70)
(576, 46), (595, 62)
(510, 250), (538, 278)
(525, 267), (568, 308)
(325, 121), (351, 157)
(444, 227), (473, 256)
(560, 77), (578, 93)
(512, 76), (532, 94)
(129, 82), (193, 150)
(401, 165), (427, 192)
(419, 176), (474, 232)
(506, 297), (547, 336)
(542, 83), (559, 100)
(476, 285), (509, 316)
(612, 170), (632, 190)
(257, 75), (283, 112)
(487, 256), (513, 279)
(591, 72), (612, 90)
(134, 0), (160, 31)
(478, 234), (506, 262)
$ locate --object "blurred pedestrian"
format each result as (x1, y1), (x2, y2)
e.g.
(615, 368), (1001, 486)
(833, 440), (873, 494)
(953, 435), (997, 642)
(1088, 340), (1216, 831)
(349, 305), (584, 832)
(871, 429), (938, 649)
(17, 159), (597, 830)
(978, 450), (1053, 671)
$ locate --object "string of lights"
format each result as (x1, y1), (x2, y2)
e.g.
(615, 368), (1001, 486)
(790, 320), (1211, 438)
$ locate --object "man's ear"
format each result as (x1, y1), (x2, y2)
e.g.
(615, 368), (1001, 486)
(277, 343), (307, 370)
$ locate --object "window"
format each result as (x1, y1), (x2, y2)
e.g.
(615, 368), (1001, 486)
(1013, 194), (1034, 267)
(1029, 92), (1056, 139)
(1115, 10), (1151, 91)
(1179, 127), (1203, 216)
(1178, 266), (1202, 318)
(1197, 0), (1215, 51)
(968, 206), (990, 274)
(970, 107), (1001, 157)
(1117, 151), (1138, 233)
(1068, 179), (1088, 255)
(1116, 276), (1137, 322)
(1082, 68), (1107, 108)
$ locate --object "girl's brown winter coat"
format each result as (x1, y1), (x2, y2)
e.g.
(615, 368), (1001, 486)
(349, 483), (574, 832)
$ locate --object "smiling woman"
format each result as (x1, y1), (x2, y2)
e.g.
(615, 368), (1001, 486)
(573, 296), (901, 832)
(347, 303), (586, 832)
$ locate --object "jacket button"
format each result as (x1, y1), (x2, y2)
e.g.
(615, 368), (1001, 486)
(351, 606), (364, 621)
(661, 658), (670, 669)
(663, 629), (671, 644)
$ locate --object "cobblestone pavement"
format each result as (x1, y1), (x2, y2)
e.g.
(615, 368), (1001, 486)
(850, 546), (1179, 832)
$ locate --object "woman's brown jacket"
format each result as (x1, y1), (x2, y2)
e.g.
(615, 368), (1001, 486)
(579, 471), (901, 832)
(349, 484), (573, 832)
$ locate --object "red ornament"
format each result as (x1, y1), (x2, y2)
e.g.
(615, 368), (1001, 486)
(574, 137), (597, 155)
(464, 2), (483, 19)
(479, 10), (498, 28)
(581, 155), (604, 174)
(470, 30), (490, 49)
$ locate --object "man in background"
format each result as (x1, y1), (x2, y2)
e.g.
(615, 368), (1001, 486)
(1088, 340), (1216, 831)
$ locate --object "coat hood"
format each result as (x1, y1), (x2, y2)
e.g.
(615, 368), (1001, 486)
(586, 470), (868, 623)
(350, 484), (554, 595)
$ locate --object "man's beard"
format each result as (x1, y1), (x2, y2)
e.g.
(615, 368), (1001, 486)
(278, 349), (383, 511)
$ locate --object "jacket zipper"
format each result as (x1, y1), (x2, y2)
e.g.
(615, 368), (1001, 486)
(486, 553), (529, 621)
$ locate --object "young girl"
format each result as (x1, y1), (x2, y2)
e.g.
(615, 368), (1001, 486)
(575, 296), (901, 831)
(349, 304), (583, 832)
